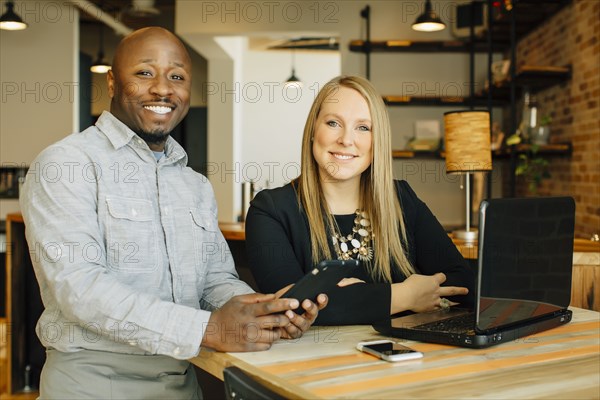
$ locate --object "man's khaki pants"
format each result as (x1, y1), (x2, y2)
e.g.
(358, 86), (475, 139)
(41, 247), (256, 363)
(39, 348), (202, 400)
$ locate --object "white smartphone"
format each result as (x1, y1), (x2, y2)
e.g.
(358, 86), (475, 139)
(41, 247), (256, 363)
(356, 340), (423, 362)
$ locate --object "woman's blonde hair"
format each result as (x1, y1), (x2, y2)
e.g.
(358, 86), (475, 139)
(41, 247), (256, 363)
(296, 75), (414, 282)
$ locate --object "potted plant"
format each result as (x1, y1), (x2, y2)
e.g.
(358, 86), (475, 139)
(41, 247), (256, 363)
(506, 123), (551, 194)
(531, 115), (552, 145)
(514, 144), (550, 194)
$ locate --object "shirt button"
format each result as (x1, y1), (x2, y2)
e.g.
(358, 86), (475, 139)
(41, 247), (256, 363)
(173, 347), (181, 356)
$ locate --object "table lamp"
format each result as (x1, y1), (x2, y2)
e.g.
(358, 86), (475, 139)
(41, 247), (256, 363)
(444, 110), (492, 242)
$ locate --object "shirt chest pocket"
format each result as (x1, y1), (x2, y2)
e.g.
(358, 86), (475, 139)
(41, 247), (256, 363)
(189, 208), (219, 272)
(106, 196), (158, 273)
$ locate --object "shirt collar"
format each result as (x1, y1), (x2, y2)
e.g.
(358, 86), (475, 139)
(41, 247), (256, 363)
(95, 111), (187, 164)
(96, 111), (136, 149)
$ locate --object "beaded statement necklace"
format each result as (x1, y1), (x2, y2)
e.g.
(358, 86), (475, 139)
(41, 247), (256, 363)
(331, 209), (374, 262)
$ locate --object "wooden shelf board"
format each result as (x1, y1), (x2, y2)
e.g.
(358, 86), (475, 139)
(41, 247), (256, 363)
(392, 150), (440, 159)
(383, 65), (570, 108)
(480, 65), (572, 98)
(383, 95), (506, 107)
(392, 143), (571, 160)
(349, 39), (496, 53)
(492, 142), (573, 158)
(349, 1), (572, 55)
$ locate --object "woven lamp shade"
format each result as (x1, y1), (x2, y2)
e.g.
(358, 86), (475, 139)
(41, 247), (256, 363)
(444, 111), (492, 173)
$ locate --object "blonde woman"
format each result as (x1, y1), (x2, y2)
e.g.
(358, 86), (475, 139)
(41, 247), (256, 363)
(246, 75), (473, 325)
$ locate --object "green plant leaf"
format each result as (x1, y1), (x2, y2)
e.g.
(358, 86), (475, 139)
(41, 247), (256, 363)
(528, 181), (538, 194)
(540, 115), (552, 126)
(506, 134), (522, 146)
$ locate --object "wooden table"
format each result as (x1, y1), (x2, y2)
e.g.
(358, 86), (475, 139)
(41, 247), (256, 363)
(190, 307), (600, 399)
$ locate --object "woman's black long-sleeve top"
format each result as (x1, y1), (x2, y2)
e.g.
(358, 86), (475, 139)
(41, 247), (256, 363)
(245, 179), (475, 325)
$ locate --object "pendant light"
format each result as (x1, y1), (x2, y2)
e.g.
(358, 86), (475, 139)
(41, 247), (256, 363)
(128, 0), (160, 18)
(0, 1), (28, 31)
(284, 50), (302, 89)
(90, 24), (111, 74)
(412, 0), (446, 32)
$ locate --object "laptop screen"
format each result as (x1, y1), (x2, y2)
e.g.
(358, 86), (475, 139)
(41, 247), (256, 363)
(476, 197), (575, 332)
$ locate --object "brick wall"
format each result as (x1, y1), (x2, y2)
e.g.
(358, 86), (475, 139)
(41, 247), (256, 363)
(509, 0), (599, 238)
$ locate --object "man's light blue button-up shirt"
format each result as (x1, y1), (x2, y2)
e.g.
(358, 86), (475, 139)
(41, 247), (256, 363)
(20, 111), (253, 359)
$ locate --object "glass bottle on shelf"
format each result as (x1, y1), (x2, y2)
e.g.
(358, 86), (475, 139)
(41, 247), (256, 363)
(520, 90), (538, 143)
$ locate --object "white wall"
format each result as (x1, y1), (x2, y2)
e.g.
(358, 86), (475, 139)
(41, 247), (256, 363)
(176, 0), (503, 225)
(0, 1), (79, 218)
(241, 47), (340, 191)
(182, 34), (340, 221)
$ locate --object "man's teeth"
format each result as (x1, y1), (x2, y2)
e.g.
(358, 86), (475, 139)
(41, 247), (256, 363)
(333, 153), (354, 160)
(144, 106), (172, 114)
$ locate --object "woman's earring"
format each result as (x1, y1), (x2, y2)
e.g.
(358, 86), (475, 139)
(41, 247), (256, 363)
(310, 137), (314, 142)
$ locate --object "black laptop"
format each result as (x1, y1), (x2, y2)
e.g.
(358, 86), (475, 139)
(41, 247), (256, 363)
(374, 196), (575, 348)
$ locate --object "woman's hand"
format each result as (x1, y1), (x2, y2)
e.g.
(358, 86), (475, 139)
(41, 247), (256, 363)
(337, 277), (365, 287)
(390, 273), (469, 314)
(274, 283), (294, 299)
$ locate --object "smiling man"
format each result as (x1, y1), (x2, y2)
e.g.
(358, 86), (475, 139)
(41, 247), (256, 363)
(20, 27), (326, 399)
(108, 27), (191, 151)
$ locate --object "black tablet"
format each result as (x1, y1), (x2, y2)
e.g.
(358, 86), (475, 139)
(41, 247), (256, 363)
(281, 259), (360, 314)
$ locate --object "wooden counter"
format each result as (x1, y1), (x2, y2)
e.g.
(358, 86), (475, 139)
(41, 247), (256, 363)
(220, 222), (600, 253)
(217, 222), (245, 241)
(219, 222), (600, 311)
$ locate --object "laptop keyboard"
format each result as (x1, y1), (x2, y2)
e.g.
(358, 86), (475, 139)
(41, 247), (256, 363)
(414, 312), (476, 333)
